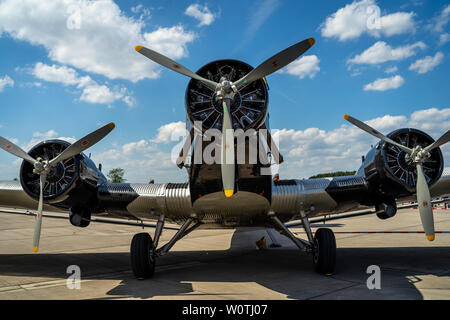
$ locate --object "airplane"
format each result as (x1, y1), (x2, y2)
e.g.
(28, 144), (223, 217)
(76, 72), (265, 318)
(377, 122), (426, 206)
(0, 37), (449, 279)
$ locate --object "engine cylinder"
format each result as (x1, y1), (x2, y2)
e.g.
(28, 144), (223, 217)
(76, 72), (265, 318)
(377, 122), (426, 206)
(185, 59), (269, 132)
(20, 140), (79, 202)
(382, 128), (443, 192)
(19, 139), (106, 209)
(362, 128), (444, 198)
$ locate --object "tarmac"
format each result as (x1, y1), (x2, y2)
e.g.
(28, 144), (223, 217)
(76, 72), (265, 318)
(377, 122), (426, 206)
(0, 206), (449, 300)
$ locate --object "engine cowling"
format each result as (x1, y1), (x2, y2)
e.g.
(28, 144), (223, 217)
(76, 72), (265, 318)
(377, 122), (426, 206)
(185, 59), (269, 131)
(19, 140), (106, 208)
(362, 128), (444, 199)
(382, 128), (443, 191)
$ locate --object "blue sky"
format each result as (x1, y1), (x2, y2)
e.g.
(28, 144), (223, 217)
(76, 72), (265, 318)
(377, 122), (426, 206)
(0, 0), (449, 182)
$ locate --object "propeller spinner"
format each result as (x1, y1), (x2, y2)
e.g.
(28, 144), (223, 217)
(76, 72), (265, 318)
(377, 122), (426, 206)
(135, 38), (315, 198)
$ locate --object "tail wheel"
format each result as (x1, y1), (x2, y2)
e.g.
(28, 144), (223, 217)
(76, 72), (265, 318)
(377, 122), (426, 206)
(130, 233), (155, 279)
(313, 228), (336, 275)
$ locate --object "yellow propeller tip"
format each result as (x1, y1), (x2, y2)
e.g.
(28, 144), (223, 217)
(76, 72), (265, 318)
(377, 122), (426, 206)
(33, 246), (39, 253)
(224, 190), (234, 198)
(308, 38), (315, 46)
(108, 123), (115, 130)
(426, 235), (435, 241)
(135, 45), (143, 52)
(343, 114), (349, 120)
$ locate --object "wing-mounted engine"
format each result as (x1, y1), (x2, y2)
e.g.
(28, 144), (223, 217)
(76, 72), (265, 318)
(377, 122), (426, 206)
(362, 128), (444, 200)
(0, 122), (114, 251)
(185, 60), (269, 131)
(382, 129), (443, 191)
(20, 139), (106, 217)
(346, 114), (449, 239)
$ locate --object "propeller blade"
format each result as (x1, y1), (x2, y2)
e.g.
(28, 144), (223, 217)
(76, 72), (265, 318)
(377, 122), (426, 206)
(32, 173), (46, 252)
(344, 115), (413, 154)
(48, 123), (115, 167)
(425, 129), (450, 152)
(0, 136), (36, 165)
(233, 38), (315, 89)
(135, 46), (218, 91)
(416, 164), (435, 241)
(221, 100), (235, 198)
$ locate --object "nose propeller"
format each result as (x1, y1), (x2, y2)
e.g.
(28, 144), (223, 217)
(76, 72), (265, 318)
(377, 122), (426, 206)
(135, 38), (315, 197)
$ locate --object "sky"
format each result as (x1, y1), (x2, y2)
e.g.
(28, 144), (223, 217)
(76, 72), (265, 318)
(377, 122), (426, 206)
(0, 0), (449, 183)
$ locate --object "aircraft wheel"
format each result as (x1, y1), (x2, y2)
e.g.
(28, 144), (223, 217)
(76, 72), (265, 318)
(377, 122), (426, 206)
(69, 207), (91, 228)
(312, 228), (336, 275)
(130, 233), (155, 279)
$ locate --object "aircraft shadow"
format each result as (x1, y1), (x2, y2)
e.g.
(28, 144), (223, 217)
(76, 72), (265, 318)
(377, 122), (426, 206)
(0, 227), (448, 300)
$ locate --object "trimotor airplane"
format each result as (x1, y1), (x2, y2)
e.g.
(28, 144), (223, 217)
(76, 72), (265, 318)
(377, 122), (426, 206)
(0, 38), (449, 279)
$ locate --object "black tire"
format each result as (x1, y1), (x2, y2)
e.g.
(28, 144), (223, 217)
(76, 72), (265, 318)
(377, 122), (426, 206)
(69, 207), (91, 228)
(313, 228), (336, 275)
(130, 233), (155, 279)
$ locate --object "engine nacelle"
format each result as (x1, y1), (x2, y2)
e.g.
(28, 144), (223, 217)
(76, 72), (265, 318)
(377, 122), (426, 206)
(360, 128), (444, 201)
(185, 59), (269, 131)
(19, 139), (106, 211)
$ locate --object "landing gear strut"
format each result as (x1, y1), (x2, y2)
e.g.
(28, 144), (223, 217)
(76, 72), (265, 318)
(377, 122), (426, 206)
(270, 211), (336, 275)
(130, 216), (201, 279)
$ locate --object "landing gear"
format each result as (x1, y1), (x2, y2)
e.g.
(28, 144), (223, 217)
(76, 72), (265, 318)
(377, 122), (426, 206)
(313, 228), (336, 275)
(130, 215), (201, 279)
(130, 233), (155, 279)
(69, 207), (91, 228)
(270, 211), (336, 275)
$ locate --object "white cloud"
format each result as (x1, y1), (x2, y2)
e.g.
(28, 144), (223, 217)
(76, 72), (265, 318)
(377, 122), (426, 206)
(384, 66), (398, 73)
(32, 62), (135, 106)
(409, 108), (450, 132)
(92, 121), (190, 183)
(152, 121), (187, 144)
(278, 55), (320, 79)
(273, 108), (450, 179)
(440, 33), (450, 45)
(429, 4), (450, 32)
(377, 12), (416, 37)
(0, 75), (14, 92)
(131, 4), (150, 20)
(122, 139), (154, 155)
(20, 81), (43, 88)
(348, 41), (426, 65)
(0, 0), (195, 82)
(320, 0), (416, 41)
(122, 95), (136, 108)
(185, 4), (216, 26)
(409, 52), (444, 74)
(22, 130), (76, 152)
(363, 75), (404, 91)
(33, 63), (80, 86)
(131, 4), (143, 14)
(94, 148), (184, 183)
(80, 84), (125, 105)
